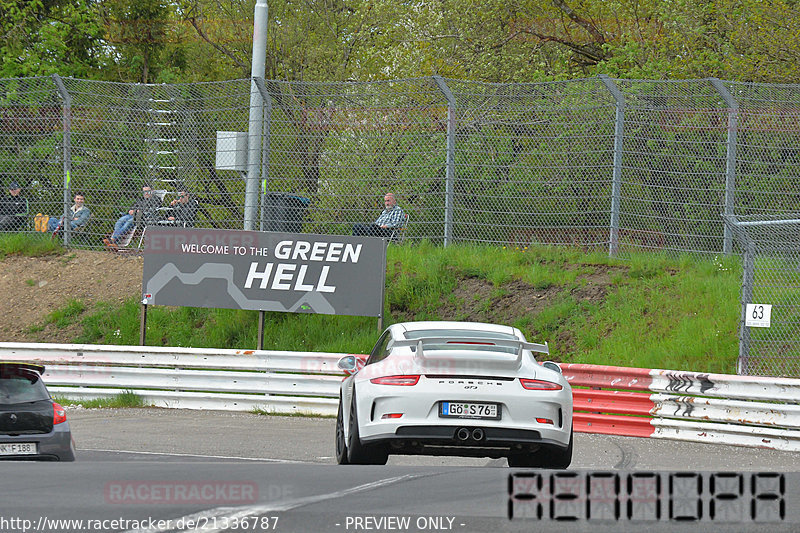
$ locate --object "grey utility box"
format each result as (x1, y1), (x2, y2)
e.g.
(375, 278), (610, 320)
(215, 131), (248, 171)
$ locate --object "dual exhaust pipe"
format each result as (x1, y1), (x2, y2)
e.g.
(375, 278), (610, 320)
(455, 427), (485, 442)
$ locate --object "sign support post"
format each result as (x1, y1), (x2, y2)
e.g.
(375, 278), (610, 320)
(258, 310), (266, 350)
(378, 239), (387, 332)
(140, 303), (148, 345)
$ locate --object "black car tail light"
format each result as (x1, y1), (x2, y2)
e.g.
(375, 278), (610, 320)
(53, 403), (67, 425)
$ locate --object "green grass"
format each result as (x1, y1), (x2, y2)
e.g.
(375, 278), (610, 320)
(250, 407), (335, 418)
(53, 390), (146, 408)
(11, 237), (753, 374)
(563, 262), (741, 372)
(43, 299), (87, 328)
(0, 233), (63, 259)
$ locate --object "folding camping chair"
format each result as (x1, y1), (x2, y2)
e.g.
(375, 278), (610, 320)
(388, 212), (409, 245)
(108, 210), (146, 254)
(108, 189), (167, 254)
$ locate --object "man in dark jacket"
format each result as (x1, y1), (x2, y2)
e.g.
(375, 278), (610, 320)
(105, 185), (160, 245)
(0, 181), (29, 231)
(161, 190), (198, 228)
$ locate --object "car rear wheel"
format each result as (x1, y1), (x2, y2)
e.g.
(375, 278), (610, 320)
(548, 428), (573, 469)
(508, 428), (573, 469)
(347, 392), (388, 465)
(335, 397), (349, 465)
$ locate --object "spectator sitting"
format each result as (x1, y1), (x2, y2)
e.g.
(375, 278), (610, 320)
(352, 193), (404, 238)
(0, 180), (29, 232)
(104, 185), (160, 247)
(37, 192), (90, 234)
(160, 190), (198, 228)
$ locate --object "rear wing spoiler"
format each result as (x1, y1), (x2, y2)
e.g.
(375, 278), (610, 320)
(391, 337), (548, 365)
(0, 362), (45, 374)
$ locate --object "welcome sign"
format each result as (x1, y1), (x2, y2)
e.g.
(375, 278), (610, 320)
(142, 228), (386, 317)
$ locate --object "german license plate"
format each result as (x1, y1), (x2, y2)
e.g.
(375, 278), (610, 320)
(0, 442), (37, 456)
(440, 402), (500, 420)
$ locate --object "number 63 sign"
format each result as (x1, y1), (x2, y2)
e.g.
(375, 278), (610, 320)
(745, 303), (772, 328)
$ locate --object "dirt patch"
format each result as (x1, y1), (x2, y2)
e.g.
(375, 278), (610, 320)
(0, 250), (143, 343)
(570, 265), (626, 302)
(438, 277), (563, 323)
(441, 268), (624, 323)
(555, 265), (628, 355)
(431, 266), (628, 359)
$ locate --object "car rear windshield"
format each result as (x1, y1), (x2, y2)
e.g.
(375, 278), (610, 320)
(403, 329), (521, 355)
(0, 372), (50, 404)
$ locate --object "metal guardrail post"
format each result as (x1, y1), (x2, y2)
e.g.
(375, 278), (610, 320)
(52, 74), (72, 246)
(709, 78), (739, 255)
(599, 75), (624, 257)
(433, 76), (455, 247)
(254, 77), (272, 232)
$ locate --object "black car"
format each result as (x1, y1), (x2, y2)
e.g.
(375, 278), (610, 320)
(0, 362), (75, 461)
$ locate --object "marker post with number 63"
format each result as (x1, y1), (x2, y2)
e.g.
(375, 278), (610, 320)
(745, 303), (772, 328)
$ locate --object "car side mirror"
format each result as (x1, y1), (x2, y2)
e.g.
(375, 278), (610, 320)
(338, 355), (365, 375)
(542, 361), (562, 374)
(338, 356), (357, 372)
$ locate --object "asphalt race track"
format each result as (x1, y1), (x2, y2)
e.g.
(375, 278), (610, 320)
(2, 408), (799, 533)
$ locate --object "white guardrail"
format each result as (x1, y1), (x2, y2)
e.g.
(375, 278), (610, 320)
(2, 343), (800, 451)
(0, 343), (344, 416)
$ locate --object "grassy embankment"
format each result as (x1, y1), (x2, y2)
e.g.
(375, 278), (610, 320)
(1, 233), (743, 374)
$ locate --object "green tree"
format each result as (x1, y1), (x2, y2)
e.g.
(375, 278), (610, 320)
(0, 0), (105, 78)
(3, 0), (800, 84)
(99, 0), (187, 83)
(178, 0), (404, 81)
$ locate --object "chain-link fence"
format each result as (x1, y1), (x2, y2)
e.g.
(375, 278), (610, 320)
(0, 76), (254, 245)
(724, 215), (800, 378)
(1, 75), (800, 255)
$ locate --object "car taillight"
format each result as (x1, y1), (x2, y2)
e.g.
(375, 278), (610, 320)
(370, 375), (420, 386)
(519, 378), (562, 391)
(53, 402), (67, 425)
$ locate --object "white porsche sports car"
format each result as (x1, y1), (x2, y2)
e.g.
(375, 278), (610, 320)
(335, 321), (573, 467)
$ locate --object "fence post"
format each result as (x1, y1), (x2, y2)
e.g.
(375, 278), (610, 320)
(433, 76), (455, 247)
(739, 238), (755, 375)
(254, 78), (272, 341)
(245, 77), (264, 231)
(598, 75), (624, 257)
(52, 74), (72, 246)
(254, 77), (272, 232)
(245, 1), (268, 231)
(709, 78), (739, 255)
